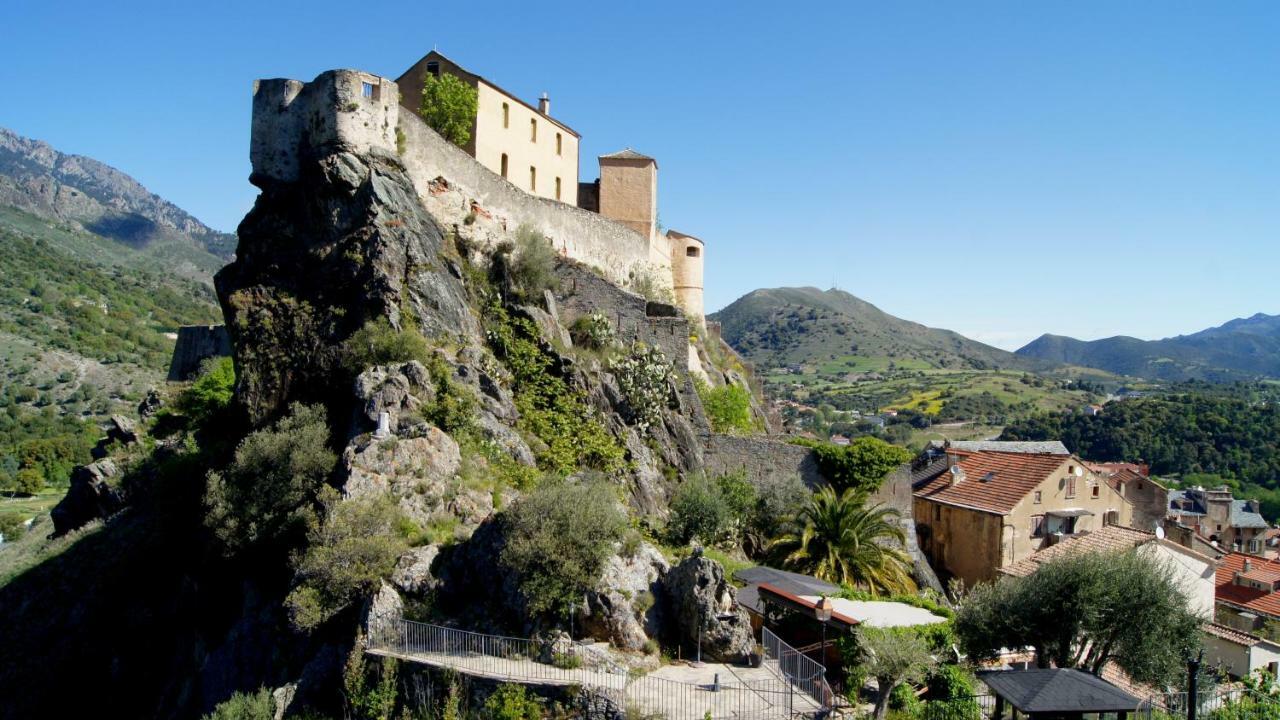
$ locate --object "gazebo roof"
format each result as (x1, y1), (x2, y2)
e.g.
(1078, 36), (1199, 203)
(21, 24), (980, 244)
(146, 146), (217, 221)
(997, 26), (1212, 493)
(978, 669), (1142, 713)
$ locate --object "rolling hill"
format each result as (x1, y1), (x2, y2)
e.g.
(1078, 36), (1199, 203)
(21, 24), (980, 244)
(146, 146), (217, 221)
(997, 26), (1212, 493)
(1016, 313), (1280, 381)
(710, 286), (1045, 372)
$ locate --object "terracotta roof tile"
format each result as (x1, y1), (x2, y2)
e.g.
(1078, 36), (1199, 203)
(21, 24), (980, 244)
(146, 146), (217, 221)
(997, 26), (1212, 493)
(1001, 525), (1157, 577)
(1216, 552), (1280, 619)
(1203, 622), (1267, 647)
(913, 451), (1070, 515)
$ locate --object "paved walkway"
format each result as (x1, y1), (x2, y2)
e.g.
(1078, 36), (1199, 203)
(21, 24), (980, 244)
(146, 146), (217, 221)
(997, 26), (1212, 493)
(367, 643), (822, 719)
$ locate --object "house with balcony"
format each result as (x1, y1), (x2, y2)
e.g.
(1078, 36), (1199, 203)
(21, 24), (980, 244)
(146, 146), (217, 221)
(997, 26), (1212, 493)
(912, 441), (1134, 587)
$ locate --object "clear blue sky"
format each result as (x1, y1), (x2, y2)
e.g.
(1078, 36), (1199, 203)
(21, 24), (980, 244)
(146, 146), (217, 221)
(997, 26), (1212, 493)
(3, 1), (1277, 349)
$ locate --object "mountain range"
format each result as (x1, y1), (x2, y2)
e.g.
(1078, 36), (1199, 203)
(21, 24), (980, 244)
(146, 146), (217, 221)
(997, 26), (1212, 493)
(0, 127), (233, 279)
(1016, 313), (1280, 382)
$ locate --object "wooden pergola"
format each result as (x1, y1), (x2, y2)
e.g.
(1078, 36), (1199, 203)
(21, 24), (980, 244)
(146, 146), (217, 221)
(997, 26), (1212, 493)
(978, 669), (1143, 720)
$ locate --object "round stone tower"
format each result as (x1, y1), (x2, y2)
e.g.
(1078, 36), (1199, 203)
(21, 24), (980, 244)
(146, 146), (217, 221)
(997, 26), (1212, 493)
(667, 230), (705, 324)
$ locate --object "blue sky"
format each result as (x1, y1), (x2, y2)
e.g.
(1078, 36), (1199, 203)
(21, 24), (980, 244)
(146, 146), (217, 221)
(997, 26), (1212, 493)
(3, 1), (1277, 349)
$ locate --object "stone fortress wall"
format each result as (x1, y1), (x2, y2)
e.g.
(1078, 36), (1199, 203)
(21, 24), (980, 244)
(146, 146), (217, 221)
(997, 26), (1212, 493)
(250, 69), (697, 319)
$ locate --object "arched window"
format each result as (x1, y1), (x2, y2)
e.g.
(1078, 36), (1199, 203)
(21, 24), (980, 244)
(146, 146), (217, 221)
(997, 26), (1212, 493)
(500, 154), (508, 179)
(529, 166), (536, 191)
(530, 118), (537, 142)
(686, 246), (700, 258)
(555, 177), (562, 200)
(502, 103), (510, 129)
(556, 133), (562, 156)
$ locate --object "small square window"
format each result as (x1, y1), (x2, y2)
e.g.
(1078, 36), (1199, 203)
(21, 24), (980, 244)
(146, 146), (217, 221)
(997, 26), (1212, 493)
(361, 82), (374, 99)
(1034, 491), (1042, 504)
(1092, 485), (1100, 498)
(426, 61), (440, 78)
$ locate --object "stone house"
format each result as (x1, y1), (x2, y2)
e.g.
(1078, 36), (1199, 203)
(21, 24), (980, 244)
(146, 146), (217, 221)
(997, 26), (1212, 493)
(912, 442), (1135, 587)
(1085, 463), (1169, 532)
(1169, 485), (1269, 556)
(397, 51), (581, 205)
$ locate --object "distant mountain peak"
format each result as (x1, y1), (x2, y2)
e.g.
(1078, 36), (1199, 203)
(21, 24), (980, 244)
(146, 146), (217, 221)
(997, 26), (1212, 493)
(0, 126), (235, 264)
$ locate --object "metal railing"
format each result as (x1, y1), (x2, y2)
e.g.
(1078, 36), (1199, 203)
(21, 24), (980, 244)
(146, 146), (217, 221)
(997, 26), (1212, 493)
(368, 617), (828, 719)
(761, 627), (836, 711)
(1146, 687), (1280, 718)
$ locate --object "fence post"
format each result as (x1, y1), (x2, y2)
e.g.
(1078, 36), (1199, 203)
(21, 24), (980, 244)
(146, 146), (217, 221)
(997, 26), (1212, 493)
(1187, 650), (1202, 720)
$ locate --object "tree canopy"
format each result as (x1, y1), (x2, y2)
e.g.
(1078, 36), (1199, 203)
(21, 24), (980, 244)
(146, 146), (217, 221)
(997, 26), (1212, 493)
(418, 73), (478, 147)
(954, 549), (1203, 688)
(794, 436), (911, 495)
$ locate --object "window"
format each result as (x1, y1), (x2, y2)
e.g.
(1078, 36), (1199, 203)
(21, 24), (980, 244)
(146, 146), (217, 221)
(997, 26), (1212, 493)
(529, 166), (536, 191)
(1034, 490), (1042, 504)
(500, 154), (508, 179)
(1066, 477), (1077, 499)
(1092, 485), (1100, 498)
(530, 118), (537, 142)
(1031, 515), (1045, 538)
(555, 177), (562, 200)
(502, 103), (509, 129)
(556, 132), (562, 155)
(361, 82), (374, 99)
(686, 246), (700, 258)
(426, 61), (440, 78)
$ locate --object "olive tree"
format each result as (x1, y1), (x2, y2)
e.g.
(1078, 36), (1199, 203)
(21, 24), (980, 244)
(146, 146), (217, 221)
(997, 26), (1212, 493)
(419, 73), (478, 147)
(955, 549), (1203, 687)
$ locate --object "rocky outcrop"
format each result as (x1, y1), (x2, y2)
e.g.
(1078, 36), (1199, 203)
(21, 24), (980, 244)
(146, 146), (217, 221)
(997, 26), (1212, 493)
(215, 145), (477, 424)
(391, 545), (441, 596)
(579, 542), (669, 651)
(662, 553), (754, 663)
(50, 460), (123, 536)
(352, 361), (434, 435)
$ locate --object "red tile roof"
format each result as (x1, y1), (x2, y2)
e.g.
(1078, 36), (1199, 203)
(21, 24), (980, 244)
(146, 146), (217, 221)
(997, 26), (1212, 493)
(1001, 525), (1158, 577)
(1216, 552), (1280, 619)
(1086, 462), (1150, 477)
(1203, 622), (1269, 647)
(913, 451), (1071, 515)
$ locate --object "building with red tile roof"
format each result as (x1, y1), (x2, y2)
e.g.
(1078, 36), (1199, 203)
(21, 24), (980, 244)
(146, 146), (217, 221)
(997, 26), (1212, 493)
(912, 444), (1135, 586)
(1216, 552), (1280, 624)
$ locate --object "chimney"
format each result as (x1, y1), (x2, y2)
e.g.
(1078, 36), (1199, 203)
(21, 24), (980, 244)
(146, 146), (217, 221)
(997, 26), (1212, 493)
(949, 465), (966, 487)
(538, 93), (550, 115)
(1244, 558), (1253, 574)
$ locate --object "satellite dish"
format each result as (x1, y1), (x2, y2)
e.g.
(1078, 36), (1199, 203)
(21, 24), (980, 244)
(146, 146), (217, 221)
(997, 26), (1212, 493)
(1155, 525), (1166, 540)
(1074, 466), (1084, 477)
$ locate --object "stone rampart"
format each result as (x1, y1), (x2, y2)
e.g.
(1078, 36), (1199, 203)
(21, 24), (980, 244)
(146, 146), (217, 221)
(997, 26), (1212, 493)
(397, 107), (665, 292)
(703, 435), (825, 490)
(552, 261), (689, 369)
(167, 325), (232, 381)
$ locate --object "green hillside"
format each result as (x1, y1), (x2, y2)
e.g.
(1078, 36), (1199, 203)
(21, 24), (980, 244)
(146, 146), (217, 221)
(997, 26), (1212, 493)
(709, 287), (1113, 443)
(0, 206), (221, 492)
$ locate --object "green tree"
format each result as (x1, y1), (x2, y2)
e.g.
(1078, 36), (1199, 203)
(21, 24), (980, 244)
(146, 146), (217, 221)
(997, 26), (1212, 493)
(177, 356), (236, 425)
(856, 626), (937, 720)
(696, 379), (757, 434)
(13, 467), (44, 495)
(342, 317), (430, 374)
(769, 487), (915, 594)
(667, 471), (758, 546)
(204, 403), (335, 555)
(419, 72), (478, 147)
(795, 436), (911, 494)
(954, 549), (1203, 687)
(201, 688), (274, 720)
(285, 487), (408, 631)
(483, 683), (541, 720)
(499, 481), (626, 622)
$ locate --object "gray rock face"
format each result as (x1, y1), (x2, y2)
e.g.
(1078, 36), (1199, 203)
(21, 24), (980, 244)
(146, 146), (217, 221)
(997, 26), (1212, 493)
(343, 428), (483, 525)
(50, 460), (122, 536)
(391, 545), (441, 596)
(215, 147), (477, 424)
(580, 542), (669, 651)
(663, 554), (754, 663)
(352, 361), (435, 435)
(107, 415), (139, 445)
(363, 581), (404, 642)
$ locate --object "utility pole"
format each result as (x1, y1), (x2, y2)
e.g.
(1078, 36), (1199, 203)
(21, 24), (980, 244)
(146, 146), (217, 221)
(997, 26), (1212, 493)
(1187, 649), (1203, 720)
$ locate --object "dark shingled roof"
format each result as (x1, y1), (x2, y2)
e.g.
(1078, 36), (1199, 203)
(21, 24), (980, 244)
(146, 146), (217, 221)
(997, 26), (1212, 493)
(733, 566), (838, 615)
(978, 669), (1142, 713)
(600, 147), (655, 162)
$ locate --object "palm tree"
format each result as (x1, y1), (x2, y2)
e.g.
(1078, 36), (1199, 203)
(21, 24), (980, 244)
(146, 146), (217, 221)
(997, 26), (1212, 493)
(768, 487), (917, 594)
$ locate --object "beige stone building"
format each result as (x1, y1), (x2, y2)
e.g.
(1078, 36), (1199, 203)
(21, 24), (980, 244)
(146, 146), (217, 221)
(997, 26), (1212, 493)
(394, 52), (706, 325)
(398, 51), (581, 204)
(912, 443), (1134, 587)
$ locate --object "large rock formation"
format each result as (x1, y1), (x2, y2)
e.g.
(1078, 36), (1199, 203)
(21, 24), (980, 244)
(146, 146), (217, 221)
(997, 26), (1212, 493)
(663, 553), (755, 663)
(215, 145), (477, 425)
(50, 459), (123, 536)
(579, 542), (669, 651)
